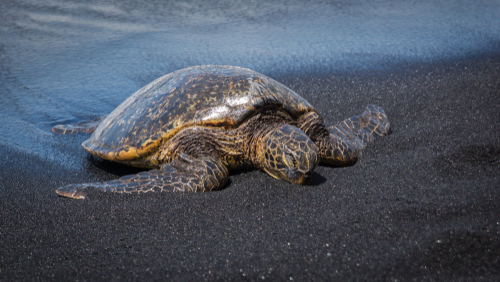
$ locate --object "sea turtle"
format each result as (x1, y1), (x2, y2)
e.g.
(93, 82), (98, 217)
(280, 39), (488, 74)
(53, 65), (390, 199)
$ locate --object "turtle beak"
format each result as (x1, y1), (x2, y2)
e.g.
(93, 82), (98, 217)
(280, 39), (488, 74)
(262, 167), (313, 185)
(287, 170), (313, 185)
(301, 171), (313, 184)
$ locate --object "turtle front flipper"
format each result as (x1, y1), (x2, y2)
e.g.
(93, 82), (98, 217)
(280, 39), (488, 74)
(52, 116), (106, 134)
(335, 104), (390, 146)
(55, 154), (229, 199)
(318, 104), (390, 166)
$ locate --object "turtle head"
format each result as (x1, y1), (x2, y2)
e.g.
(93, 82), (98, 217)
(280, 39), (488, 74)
(257, 125), (318, 185)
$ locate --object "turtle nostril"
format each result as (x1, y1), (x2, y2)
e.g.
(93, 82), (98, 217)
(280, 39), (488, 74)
(304, 171), (312, 178)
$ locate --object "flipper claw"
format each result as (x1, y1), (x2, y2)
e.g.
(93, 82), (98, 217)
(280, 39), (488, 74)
(56, 186), (87, 199)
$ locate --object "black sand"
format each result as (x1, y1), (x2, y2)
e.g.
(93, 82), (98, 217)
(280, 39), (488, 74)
(1, 55), (499, 281)
(1, 0), (500, 280)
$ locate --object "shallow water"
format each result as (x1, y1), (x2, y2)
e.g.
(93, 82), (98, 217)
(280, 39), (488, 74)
(1, 0), (499, 167)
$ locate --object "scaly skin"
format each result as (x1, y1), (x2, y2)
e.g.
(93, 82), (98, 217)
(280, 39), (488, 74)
(55, 154), (229, 199)
(298, 105), (390, 166)
(255, 124), (318, 184)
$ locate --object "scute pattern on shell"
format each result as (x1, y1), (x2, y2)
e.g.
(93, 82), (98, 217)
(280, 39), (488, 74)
(83, 65), (316, 162)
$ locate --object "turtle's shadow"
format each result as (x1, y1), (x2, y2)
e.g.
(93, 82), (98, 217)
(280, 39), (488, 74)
(230, 168), (255, 177)
(229, 168), (327, 186)
(308, 171), (327, 186)
(86, 155), (328, 186)
(86, 155), (145, 177)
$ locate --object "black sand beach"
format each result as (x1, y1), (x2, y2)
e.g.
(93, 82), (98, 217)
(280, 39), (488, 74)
(1, 1), (499, 281)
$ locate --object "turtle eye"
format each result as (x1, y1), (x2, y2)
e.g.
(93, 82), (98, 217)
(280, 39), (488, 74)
(284, 152), (297, 169)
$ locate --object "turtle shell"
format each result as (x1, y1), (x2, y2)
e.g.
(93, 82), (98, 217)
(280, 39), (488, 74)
(83, 65), (317, 163)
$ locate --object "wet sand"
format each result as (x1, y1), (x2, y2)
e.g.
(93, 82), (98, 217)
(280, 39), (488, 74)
(1, 55), (499, 280)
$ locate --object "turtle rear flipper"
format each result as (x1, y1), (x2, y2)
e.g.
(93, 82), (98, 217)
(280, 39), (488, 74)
(52, 116), (106, 135)
(55, 154), (229, 199)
